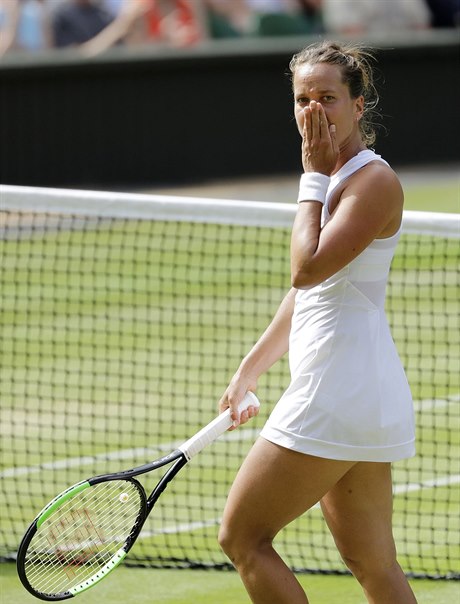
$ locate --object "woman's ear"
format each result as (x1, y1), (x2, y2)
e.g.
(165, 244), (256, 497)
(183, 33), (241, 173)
(355, 95), (365, 121)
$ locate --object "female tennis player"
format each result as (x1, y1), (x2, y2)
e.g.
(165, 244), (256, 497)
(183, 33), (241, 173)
(218, 41), (417, 604)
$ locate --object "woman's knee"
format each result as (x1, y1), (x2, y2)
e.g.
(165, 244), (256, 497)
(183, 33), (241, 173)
(218, 520), (273, 564)
(217, 521), (235, 557)
(341, 550), (399, 584)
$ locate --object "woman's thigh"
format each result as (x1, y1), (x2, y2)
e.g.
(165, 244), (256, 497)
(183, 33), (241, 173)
(220, 437), (356, 543)
(320, 461), (396, 563)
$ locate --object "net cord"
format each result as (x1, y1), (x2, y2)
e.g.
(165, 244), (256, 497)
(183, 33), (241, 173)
(1, 184), (459, 237)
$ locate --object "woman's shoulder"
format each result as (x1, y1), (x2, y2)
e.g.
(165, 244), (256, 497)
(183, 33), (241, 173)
(355, 160), (403, 199)
(344, 160), (404, 237)
(329, 158), (403, 216)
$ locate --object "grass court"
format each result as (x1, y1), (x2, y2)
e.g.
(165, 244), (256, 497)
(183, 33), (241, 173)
(1, 180), (458, 603)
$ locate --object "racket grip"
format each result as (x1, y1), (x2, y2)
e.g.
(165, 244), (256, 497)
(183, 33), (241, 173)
(178, 391), (260, 460)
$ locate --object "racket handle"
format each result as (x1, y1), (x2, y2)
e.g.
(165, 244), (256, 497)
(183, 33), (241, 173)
(179, 391), (260, 460)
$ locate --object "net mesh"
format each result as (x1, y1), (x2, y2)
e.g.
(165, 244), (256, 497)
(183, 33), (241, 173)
(1, 185), (459, 579)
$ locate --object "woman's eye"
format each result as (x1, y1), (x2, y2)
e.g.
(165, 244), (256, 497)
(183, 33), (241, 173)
(296, 97), (309, 105)
(323, 96), (334, 102)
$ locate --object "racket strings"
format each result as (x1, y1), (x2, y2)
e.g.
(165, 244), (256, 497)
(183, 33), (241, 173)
(25, 480), (143, 596)
(26, 483), (141, 594)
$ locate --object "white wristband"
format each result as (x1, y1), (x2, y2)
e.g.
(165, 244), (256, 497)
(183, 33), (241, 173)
(297, 172), (331, 205)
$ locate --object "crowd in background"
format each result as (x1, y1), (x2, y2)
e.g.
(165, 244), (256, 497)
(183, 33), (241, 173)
(0, 0), (458, 58)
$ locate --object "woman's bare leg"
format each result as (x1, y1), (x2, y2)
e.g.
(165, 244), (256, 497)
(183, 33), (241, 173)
(321, 462), (417, 604)
(218, 437), (355, 604)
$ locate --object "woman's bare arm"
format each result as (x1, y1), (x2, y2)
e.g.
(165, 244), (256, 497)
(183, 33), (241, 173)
(219, 287), (296, 426)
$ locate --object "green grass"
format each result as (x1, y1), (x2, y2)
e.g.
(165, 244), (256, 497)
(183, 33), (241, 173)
(2, 563), (459, 603)
(1, 182), (459, 602)
(403, 183), (459, 214)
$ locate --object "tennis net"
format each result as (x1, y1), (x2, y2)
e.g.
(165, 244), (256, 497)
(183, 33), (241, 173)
(1, 185), (459, 579)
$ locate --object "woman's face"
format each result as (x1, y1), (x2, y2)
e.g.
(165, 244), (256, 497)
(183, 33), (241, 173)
(293, 62), (364, 149)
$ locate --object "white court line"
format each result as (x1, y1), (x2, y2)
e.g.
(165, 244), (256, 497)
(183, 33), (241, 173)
(21, 467), (460, 550)
(393, 474), (460, 495)
(139, 518), (221, 539)
(1, 395), (458, 480)
(413, 393), (459, 412)
(0, 429), (259, 479)
(136, 473), (460, 538)
(8, 473), (458, 548)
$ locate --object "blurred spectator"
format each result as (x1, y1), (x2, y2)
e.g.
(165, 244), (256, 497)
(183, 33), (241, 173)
(102, 0), (123, 17)
(204, 0), (253, 36)
(254, 0), (324, 35)
(424, 0), (460, 27)
(322, 0), (430, 34)
(52, 0), (114, 47)
(297, 0), (324, 32)
(79, 0), (208, 56)
(205, 0), (323, 38)
(0, 0), (20, 55)
(0, 0), (51, 55)
(141, 0), (207, 46)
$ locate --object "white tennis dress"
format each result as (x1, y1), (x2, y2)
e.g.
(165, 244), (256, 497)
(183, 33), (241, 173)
(260, 150), (415, 462)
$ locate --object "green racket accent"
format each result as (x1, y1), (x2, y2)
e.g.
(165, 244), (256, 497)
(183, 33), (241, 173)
(69, 548), (127, 596)
(16, 393), (260, 600)
(36, 482), (90, 528)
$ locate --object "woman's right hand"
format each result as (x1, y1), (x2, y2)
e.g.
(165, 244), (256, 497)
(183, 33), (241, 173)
(219, 371), (259, 430)
(301, 101), (338, 176)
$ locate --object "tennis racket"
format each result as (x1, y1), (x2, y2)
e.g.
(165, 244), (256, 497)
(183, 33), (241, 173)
(17, 391), (260, 601)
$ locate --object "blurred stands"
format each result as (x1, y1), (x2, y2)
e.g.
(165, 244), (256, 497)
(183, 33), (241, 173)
(322, 0), (431, 34)
(1, 0), (458, 58)
(205, 0), (324, 38)
(1, 0), (458, 188)
(0, 0), (53, 55)
(0, 0), (209, 56)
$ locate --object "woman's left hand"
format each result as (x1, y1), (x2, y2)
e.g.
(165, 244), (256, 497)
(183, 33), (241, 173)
(302, 101), (339, 175)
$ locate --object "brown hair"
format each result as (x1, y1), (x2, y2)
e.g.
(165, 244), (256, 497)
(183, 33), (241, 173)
(289, 41), (380, 147)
